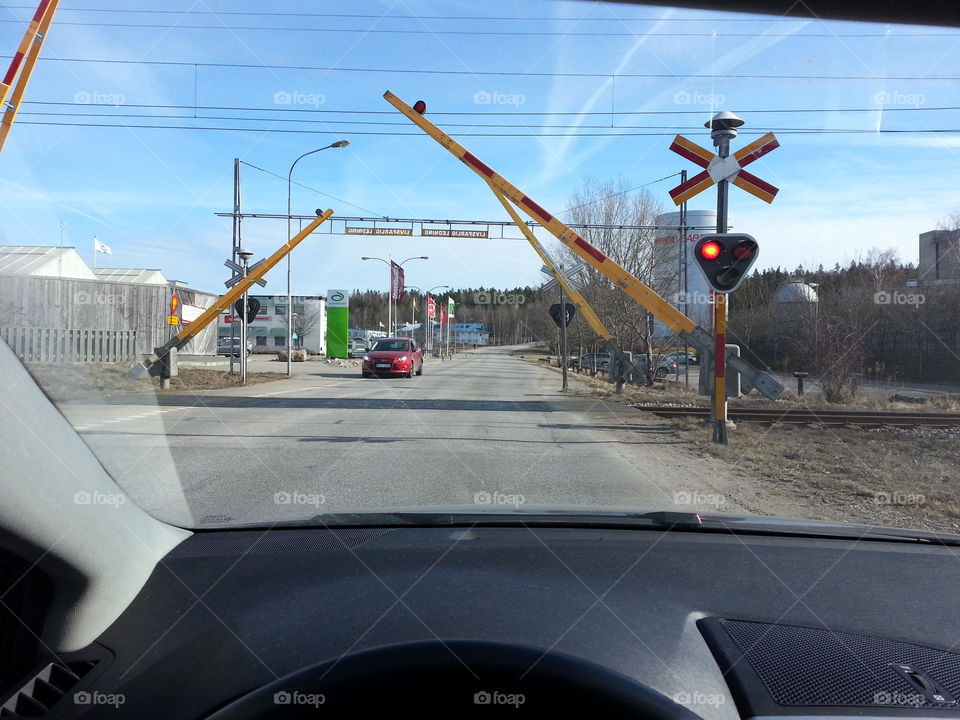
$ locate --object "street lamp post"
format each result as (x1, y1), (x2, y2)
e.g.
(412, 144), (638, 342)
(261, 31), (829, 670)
(360, 256), (429, 336)
(286, 139), (349, 375)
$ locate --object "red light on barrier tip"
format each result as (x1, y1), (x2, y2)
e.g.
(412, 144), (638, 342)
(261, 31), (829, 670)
(413, 100), (427, 114)
(700, 241), (721, 260)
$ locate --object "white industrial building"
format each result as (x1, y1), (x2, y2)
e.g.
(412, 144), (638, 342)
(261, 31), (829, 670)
(220, 295), (327, 354)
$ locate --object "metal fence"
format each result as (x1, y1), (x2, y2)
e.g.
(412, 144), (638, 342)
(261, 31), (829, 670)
(0, 327), (138, 363)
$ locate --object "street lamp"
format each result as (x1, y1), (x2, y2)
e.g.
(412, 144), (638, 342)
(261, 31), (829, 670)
(286, 139), (350, 375)
(360, 255), (428, 336)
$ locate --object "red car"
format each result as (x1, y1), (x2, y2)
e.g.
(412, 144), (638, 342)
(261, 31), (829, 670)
(361, 337), (423, 378)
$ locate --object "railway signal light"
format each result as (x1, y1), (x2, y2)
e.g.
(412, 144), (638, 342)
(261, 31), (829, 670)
(693, 233), (759, 294)
(413, 100), (427, 114)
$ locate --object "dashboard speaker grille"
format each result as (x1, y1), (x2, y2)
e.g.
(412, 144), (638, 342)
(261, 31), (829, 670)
(717, 619), (960, 708)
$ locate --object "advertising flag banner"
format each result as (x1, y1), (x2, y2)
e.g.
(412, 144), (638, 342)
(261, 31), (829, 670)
(390, 261), (405, 302)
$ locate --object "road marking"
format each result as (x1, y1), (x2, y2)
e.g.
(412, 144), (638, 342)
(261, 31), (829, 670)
(253, 385), (324, 397)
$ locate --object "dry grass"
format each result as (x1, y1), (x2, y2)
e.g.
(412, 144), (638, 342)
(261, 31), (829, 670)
(26, 363), (281, 401)
(672, 416), (960, 534)
(516, 348), (960, 534)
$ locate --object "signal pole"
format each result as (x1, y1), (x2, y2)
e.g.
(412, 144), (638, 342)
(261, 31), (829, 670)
(559, 275), (568, 391)
(706, 112), (744, 445)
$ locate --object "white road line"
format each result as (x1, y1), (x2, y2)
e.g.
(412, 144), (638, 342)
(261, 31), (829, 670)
(253, 385), (324, 397)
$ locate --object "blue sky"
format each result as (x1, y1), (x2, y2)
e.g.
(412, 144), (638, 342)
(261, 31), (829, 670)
(1, 0), (958, 296)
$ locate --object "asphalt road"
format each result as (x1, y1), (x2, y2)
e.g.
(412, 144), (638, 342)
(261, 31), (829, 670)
(60, 347), (715, 527)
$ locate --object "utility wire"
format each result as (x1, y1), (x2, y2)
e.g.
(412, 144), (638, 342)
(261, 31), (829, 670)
(0, 19), (953, 37)
(22, 100), (960, 116)
(238, 160), (385, 218)
(21, 111), (945, 133)
(560, 173), (682, 216)
(19, 120), (960, 136)
(11, 56), (960, 81)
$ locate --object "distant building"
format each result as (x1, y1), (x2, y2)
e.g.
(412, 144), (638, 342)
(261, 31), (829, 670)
(0, 245), (96, 280)
(432, 322), (489, 346)
(92, 267), (168, 285)
(918, 228), (960, 285)
(221, 295), (326, 354)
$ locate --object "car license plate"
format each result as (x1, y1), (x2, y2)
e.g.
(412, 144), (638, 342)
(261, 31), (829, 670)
(376, 363), (391, 368)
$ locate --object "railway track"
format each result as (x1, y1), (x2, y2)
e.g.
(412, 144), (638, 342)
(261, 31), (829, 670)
(636, 405), (960, 427)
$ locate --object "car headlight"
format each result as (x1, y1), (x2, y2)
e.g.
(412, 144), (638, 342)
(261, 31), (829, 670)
(397, 355), (408, 362)
(363, 355), (371, 362)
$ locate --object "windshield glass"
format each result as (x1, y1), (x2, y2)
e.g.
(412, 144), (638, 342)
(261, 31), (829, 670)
(3, 1), (958, 534)
(372, 341), (410, 352)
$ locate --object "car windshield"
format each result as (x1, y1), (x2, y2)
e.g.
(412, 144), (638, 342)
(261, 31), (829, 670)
(372, 341), (409, 352)
(4, 1), (959, 535)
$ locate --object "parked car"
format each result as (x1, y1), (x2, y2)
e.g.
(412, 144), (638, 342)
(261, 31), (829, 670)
(362, 337), (423, 378)
(570, 352), (612, 371)
(659, 350), (698, 365)
(217, 338), (252, 357)
(633, 355), (678, 378)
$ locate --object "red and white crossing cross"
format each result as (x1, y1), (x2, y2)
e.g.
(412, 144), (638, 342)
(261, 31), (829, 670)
(668, 132), (780, 206)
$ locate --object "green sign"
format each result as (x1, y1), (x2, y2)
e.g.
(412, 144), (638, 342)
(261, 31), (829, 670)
(326, 289), (349, 358)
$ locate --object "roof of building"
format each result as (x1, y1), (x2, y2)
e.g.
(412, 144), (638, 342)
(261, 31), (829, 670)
(0, 245), (97, 280)
(92, 267), (168, 285)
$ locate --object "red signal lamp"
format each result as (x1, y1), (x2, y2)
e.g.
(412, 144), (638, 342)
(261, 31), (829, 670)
(413, 100), (427, 114)
(700, 241), (721, 260)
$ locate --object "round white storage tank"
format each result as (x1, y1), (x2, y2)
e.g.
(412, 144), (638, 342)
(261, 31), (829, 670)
(651, 210), (718, 336)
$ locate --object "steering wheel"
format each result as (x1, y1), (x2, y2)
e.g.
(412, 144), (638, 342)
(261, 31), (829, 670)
(205, 640), (702, 718)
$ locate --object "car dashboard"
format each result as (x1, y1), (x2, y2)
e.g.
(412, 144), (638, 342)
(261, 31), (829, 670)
(3, 523), (960, 719)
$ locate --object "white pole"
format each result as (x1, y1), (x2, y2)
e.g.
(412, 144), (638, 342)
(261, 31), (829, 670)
(92, 236), (97, 268)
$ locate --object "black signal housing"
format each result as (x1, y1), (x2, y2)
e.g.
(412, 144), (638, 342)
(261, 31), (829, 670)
(693, 233), (759, 294)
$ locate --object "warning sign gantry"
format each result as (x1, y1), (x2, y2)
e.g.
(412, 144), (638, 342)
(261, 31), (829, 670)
(668, 132), (780, 205)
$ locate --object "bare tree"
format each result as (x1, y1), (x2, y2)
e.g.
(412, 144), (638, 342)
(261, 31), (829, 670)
(292, 309), (320, 349)
(560, 178), (668, 384)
